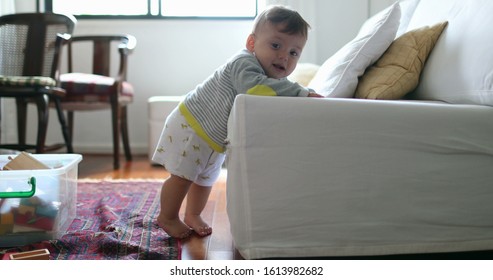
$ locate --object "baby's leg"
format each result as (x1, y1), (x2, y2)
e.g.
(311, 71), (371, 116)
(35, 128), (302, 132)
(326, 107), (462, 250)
(157, 175), (193, 239)
(184, 183), (213, 237)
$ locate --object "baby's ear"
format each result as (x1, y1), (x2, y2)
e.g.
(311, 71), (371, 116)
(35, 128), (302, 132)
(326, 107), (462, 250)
(246, 34), (255, 52)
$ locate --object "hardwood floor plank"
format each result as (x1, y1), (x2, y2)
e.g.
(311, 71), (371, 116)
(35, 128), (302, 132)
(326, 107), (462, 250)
(207, 182), (235, 260)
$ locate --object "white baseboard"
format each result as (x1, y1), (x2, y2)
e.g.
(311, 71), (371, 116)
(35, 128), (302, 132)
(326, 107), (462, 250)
(72, 143), (148, 155)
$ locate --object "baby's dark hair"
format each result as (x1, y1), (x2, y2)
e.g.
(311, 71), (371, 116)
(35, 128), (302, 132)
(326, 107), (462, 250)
(252, 5), (310, 39)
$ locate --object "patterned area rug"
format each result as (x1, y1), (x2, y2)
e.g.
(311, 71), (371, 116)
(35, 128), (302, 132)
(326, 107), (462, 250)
(2, 180), (181, 260)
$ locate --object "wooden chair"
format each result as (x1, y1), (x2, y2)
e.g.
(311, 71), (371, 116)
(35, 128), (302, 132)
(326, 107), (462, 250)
(60, 35), (136, 169)
(0, 13), (76, 153)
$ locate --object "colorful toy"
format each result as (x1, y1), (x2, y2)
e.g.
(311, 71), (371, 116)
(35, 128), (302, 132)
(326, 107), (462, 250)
(2, 152), (49, 170)
(8, 249), (50, 260)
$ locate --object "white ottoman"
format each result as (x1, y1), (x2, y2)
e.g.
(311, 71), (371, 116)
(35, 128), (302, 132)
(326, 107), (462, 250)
(147, 96), (183, 162)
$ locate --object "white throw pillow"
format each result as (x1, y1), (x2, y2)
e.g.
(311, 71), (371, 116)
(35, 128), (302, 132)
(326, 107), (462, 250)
(308, 3), (401, 98)
(396, 0), (421, 38)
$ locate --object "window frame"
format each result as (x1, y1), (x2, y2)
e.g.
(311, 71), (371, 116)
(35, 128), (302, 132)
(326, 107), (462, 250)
(44, 0), (258, 20)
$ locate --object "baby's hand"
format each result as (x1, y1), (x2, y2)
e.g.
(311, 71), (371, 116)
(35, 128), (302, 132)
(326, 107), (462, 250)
(308, 92), (324, 98)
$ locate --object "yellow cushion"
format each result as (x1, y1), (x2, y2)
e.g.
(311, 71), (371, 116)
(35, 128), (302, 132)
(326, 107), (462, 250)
(288, 63), (320, 87)
(355, 21), (448, 100)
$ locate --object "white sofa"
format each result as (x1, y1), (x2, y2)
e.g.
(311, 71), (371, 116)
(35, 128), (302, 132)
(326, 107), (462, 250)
(226, 0), (493, 259)
(147, 96), (183, 161)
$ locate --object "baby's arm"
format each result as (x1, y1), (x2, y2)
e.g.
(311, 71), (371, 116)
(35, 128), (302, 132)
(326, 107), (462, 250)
(232, 55), (312, 97)
(308, 92), (324, 98)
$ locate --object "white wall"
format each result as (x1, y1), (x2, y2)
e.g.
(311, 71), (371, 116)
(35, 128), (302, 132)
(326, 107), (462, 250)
(2, 0), (395, 155)
(53, 19), (253, 154)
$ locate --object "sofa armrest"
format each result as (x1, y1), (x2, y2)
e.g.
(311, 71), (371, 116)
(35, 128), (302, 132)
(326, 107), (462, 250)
(227, 96), (493, 186)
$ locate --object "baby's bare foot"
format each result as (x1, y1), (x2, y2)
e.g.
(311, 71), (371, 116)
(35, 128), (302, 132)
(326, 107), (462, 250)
(156, 215), (192, 239)
(184, 214), (212, 237)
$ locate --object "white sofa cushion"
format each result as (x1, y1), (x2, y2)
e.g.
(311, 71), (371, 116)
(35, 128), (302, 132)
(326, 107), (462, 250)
(308, 2), (400, 98)
(406, 0), (493, 106)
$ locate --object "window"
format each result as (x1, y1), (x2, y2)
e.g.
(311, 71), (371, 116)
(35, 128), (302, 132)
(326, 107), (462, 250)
(46, 0), (257, 19)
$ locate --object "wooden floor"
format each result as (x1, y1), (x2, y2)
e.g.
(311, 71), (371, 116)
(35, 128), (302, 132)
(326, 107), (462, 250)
(79, 153), (243, 260)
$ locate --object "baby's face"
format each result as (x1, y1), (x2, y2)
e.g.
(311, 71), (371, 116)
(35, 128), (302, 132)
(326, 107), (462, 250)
(248, 22), (307, 79)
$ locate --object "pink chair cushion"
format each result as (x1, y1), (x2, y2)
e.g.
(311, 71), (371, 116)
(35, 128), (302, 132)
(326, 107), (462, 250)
(60, 73), (134, 103)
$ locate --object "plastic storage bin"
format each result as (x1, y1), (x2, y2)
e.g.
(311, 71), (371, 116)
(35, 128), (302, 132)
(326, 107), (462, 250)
(0, 154), (82, 247)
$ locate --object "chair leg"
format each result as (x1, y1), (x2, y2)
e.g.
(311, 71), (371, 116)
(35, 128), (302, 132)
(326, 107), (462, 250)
(68, 111), (74, 141)
(0, 99), (2, 144)
(111, 98), (120, 170)
(15, 97), (28, 147)
(121, 106), (132, 161)
(34, 95), (50, 154)
(52, 97), (73, 153)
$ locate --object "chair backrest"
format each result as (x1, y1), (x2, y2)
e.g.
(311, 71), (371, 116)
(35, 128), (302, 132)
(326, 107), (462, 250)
(0, 13), (76, 78)
(67, 35), (136, 81)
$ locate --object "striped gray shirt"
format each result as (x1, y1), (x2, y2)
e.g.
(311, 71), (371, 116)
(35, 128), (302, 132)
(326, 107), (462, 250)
(180, 49), (310, 152)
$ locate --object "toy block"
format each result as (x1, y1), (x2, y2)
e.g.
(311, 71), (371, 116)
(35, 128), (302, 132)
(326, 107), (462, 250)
(2, 152), (49, 170)
(35, 203), (59, 218)
(20, 196), (44, 206)
(14, 212), (55, 231)
(0, 212), (14, 225)
(17, 204), (36, 216)
(28, 216), (55, 231)
(9, 249), (50, 260)
(12, 224), (45, 233)
(0, 223), (13, 235)
(0, 212), (14, 234)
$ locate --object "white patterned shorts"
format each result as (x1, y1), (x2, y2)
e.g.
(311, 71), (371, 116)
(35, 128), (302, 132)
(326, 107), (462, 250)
(151, 107), (225, 187)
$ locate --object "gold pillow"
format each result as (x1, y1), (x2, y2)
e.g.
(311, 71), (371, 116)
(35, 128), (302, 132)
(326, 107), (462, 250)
(355, 21), (448, 100)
